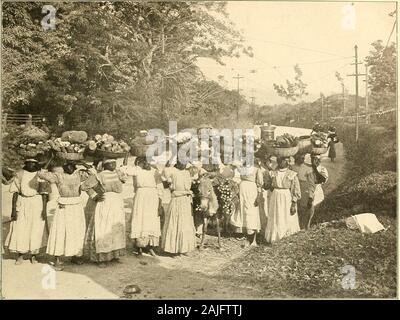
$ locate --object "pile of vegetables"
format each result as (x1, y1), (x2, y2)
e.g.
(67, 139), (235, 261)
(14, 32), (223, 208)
(310, 132), (328, 148)
(273, 133), (298, 148)
(87, 133), (130, 153)
(47, 131), (88, 154)
(48, 137), (87, 154)
(19, 138), (52, 155)
(21, 125), (49, 141)
(8, 125), (51, 157)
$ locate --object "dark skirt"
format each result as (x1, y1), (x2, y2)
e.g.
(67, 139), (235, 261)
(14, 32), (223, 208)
(328, 142), (336, 159)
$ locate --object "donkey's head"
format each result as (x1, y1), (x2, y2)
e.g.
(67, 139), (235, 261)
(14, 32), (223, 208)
(197, 176), (214, 212)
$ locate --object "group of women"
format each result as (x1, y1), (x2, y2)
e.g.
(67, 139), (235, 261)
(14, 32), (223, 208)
(4, 141), (329, 270)
(4, 155), (200, 270)
(227, 152), (328, 246)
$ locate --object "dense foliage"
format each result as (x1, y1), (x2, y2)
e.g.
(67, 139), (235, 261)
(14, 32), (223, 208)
(2, 2), (252, 139)
(314, 124), (397, 222)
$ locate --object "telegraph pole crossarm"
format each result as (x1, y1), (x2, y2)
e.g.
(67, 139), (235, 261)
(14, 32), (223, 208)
(346, 45), (365, 143)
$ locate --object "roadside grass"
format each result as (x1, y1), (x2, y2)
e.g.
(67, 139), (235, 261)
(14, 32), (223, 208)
(219, 216), (396, 298)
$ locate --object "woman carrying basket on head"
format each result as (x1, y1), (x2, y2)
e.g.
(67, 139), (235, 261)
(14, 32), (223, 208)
(120, 156), (163, 257)
(161, 160), (197, 255)
(83, 158), (128, 267)
(264, 156), (301, 243)
(4, 159), (48, 265)
(38, 161), (95, 271)
(327, 127), (339, 162)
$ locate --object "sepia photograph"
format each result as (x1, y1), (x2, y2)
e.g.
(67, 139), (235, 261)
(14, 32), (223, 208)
(0, 0), (398, 304)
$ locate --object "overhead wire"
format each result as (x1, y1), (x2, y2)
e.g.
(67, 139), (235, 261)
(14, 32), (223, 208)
(245, 35), (349, 58)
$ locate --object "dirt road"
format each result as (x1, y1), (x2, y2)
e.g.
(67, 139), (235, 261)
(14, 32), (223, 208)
(2, 143), (345, 299)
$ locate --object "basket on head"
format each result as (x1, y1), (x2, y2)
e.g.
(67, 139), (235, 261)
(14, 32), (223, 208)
(95, 149), (126, 159)
(131, 144), (151, 157)
(297, 136), (312, 154)
(311, 147), (328, 155)
(272, 145), (299, 157)
(18, 149), (40, 158)
(56, 152), (84, 161)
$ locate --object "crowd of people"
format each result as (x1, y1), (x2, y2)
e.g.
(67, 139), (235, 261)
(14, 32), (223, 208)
(3, 130), (336, 271)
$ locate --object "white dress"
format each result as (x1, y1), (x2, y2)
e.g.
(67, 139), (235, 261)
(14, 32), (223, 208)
(230, 167), (263, 234)
(265, 169), (301, 243)
(38, 170), (88, 257)
(161, 167), (196, 253)
(5, 170), (45, 254)
(84, 170), (126, 261)
(122, 166), (162, 247)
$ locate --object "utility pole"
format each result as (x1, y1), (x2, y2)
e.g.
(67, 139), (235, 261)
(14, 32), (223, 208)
(354, 45), (359, 142)
(160, 25), (165, 113)
(233, 73), (243, 120)
(347, 45), (365, 142)
(363, 65), (369, 124)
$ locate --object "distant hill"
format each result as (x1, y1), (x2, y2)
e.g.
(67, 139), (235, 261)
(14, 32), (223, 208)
(252, 93), (368, 127)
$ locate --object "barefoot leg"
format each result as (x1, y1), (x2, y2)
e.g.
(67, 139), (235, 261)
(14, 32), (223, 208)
(200, 217), (208, 249)
(216, 217), (221, 249)
(250, 232), (258, 246)
(149, 247), (157, 257)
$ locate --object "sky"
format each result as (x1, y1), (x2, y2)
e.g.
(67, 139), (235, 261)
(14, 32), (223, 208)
(196, 1), (397, 105)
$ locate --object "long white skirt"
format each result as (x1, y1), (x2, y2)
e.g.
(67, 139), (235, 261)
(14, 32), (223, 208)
(265, 189), (300, 243)
(5, 195), (45, 254)
(161, 195), (196, 254)
(95, 192), (126, 253)
(230, 180), (261, 233)
(131, 187), (160, 240)
(46, 197), (86, 257)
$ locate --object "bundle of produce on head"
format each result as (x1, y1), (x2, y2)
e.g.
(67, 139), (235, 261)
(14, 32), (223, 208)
(272, 133), (299, 157)
(49, 132), (88, 160)
(61, 130), (88, 144)
(310, 132), (329, 154)
(10, 125), (52, 158)
(18, 140), (52, 158)
(87, 133), (130, 159)
(273, 133), (299, 148)
(20, 125), (50, 142)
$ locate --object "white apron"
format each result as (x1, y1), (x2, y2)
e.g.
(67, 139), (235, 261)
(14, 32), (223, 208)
(94, 192), (126, 253)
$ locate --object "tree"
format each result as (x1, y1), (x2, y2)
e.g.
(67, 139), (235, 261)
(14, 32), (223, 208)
(365, 40), (396, 94)
(2, 2), (70, 110)
(365, 40), (396, 111)
(273, 64), (308, 102)
(3, 2), (253, 138)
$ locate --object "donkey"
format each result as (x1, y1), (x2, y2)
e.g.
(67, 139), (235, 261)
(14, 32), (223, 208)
(192, 175), (222, 249)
